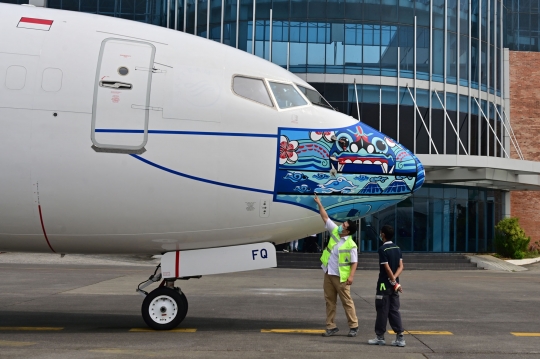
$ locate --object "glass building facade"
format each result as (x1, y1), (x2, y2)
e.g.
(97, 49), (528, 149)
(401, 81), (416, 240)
(360, 184), (505, 253)
(4, 0), (533, 252)
(12, 0), (507, 158)
(506, 0), (540, 51)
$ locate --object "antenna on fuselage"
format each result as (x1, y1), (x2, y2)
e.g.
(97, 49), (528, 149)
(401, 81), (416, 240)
(354, 78), (361, 122)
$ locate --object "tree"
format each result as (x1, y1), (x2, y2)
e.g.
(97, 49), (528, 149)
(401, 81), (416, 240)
(494, 217), (530, 259)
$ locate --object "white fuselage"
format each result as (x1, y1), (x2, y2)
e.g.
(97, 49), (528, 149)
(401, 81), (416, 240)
(0, 4), (355, 254)
(0, 4), (422, 255)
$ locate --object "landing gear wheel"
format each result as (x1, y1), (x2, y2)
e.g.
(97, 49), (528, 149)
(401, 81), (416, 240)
(141, 287), (188, 330)
(178, 291), (188, 320)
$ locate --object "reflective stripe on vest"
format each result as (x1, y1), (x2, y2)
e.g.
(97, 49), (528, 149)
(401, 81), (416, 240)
(320, 225), (357, 282)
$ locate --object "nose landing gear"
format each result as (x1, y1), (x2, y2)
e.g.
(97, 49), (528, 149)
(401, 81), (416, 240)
(141, 285), (188, 330)
(136, 244), (276, 329)
(137, 265), (189, 330)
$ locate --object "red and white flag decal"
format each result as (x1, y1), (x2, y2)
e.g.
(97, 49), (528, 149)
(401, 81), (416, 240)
(17, 17), (53, 31)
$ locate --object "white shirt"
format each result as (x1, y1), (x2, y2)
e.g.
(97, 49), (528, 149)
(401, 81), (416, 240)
(321, 219), (358, 276)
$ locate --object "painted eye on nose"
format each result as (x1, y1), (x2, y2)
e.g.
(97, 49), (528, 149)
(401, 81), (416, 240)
(372, 137), (388, 153)
(338, 137), (349, 150)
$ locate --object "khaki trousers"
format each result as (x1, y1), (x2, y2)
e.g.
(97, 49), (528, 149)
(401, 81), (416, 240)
(323, 273), (358, 329)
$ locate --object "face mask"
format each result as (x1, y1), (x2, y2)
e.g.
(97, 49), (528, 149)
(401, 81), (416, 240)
(338, 225), (343, 234)
(379, 234), (383, 242)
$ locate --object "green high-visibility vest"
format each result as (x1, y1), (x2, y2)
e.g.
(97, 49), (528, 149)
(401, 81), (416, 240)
(320, 226), (357, 282)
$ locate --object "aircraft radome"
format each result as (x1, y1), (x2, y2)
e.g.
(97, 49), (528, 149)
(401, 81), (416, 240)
(0, 3), (424, 330)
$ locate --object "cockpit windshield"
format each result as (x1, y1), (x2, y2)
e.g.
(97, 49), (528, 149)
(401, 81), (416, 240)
(233, 76), (274, 107)
(268, 82), (308, 109)
(296, 85), (334, 110)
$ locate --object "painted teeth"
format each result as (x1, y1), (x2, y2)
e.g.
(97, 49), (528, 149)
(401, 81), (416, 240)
(338, 159), (387, 172)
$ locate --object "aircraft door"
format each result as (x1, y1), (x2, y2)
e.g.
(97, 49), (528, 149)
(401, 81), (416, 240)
(91, 38), (156, 151)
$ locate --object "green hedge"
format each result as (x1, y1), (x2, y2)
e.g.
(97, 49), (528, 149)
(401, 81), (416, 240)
(494, 217), (530, 259)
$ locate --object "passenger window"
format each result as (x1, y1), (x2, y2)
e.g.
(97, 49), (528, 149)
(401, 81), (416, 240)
(297, 85), (334, 110)
(5, 66), (27, 90)
(268, 82), (308, 109)
(233, 76), (274, 107)
(42, 68), (63, 92)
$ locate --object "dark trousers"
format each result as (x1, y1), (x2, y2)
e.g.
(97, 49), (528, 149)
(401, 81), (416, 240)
(374, 292), (403, 336)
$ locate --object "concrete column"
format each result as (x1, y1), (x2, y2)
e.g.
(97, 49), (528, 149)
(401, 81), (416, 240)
(504, 191), (511, 218)
(503, 48), (511, 155)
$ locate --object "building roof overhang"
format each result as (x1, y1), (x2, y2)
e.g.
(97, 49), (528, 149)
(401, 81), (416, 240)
(416, 155), (540, 191)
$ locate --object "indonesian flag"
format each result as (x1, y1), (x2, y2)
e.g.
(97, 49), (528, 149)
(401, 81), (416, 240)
(17, 17), (53, 31)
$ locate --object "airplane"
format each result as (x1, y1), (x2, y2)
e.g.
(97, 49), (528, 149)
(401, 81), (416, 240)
(0, 3), (425, 330)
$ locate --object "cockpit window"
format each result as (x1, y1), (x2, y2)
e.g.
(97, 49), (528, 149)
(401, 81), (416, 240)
(233, 76), (274, 107)
(268, 82), (308, 109)
(296, 85), (334, 110)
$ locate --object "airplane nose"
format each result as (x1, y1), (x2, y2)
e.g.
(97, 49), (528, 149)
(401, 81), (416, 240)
(412, 155), (425, 193)
(383, 136), (425, 194)
(274, 120), (424, 221)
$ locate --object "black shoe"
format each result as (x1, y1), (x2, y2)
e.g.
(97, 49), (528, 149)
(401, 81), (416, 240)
(322, 327), (339, 337)
(347, 327), (358, 337)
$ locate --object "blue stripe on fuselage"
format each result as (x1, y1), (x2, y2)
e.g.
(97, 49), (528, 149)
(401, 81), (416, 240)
(130, 154), (274, 195)
(95, 129), (278, 138)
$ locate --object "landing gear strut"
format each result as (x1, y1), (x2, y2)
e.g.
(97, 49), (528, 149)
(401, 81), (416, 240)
(137, 265), (189, 330)
(136, 243), (276, 329)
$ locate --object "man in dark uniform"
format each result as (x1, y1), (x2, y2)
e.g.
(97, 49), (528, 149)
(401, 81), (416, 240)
(368, 225), (406, 347)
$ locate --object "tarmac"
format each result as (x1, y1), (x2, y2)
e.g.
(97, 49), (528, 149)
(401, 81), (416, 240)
(0, 252), (539, 359)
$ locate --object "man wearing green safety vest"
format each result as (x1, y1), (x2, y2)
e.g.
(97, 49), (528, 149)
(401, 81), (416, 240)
(314, 194), (359, 338)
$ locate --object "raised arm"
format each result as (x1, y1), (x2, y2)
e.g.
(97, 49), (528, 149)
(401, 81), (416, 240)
(313, 194), (329, 224)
